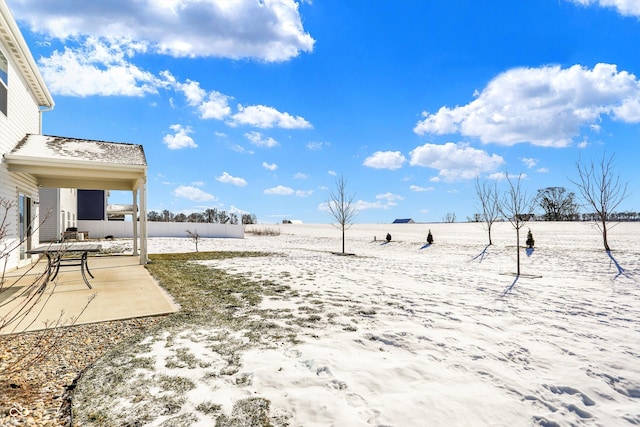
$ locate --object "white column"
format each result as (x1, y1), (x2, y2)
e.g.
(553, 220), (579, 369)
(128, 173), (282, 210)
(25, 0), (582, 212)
(140, 178), (148, 264)
(132, 189), (139, 256)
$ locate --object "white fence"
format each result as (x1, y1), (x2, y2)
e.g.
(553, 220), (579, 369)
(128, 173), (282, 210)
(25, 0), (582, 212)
(77, 220), (244, 239)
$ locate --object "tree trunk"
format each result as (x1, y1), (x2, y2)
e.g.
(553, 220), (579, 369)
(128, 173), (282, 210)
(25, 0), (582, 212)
(516, 227), (521, 276)
(602, 219), (611, 252)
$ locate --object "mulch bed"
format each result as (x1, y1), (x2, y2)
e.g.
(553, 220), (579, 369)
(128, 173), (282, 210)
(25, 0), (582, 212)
(0, 317), (163, 426)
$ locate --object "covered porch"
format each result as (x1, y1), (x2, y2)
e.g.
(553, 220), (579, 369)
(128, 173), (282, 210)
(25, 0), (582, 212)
(4, 134), (150, 264)
(0, 254), (179, 335)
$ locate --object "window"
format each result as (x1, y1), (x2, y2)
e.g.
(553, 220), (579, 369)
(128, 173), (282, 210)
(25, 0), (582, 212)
(0, 51), (7, 116)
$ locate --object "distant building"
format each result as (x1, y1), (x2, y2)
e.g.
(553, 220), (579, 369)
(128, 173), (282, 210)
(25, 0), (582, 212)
(282, 219), (303, 224)
(392, 218), (415, 224)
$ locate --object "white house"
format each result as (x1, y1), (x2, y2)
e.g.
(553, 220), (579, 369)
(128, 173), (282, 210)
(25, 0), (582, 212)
(38, 187), (78, 242)
(0, 1), (54, 270)
(0, 2), (149, 271)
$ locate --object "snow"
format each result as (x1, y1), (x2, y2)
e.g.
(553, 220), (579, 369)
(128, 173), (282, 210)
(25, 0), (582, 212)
(99, 222), (640, 426)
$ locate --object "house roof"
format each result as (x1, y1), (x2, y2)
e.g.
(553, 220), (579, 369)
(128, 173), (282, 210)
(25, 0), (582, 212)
(107, 204), (137, 215)
(0, 2), (54, 108)
(10, 134), (147, 165)
(392, 218), (414, 224)
(4, 134), (147, 190)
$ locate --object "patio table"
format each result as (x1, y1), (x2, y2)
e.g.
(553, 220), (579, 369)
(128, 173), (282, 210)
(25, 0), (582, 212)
(27, 243), (102, 289)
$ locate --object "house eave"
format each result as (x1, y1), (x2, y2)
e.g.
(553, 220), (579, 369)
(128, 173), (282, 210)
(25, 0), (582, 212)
(0, 2), (54, 108)
(4, 154), (147, 190)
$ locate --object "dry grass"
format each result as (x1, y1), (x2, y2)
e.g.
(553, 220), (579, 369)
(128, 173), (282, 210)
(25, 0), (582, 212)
(71, 251), (301, 426)
(244, 226), (281, 236)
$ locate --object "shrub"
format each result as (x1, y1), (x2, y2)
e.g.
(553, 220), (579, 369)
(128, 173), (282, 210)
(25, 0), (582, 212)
(245, 226), (281, 236)
(526, 229), (535, 248)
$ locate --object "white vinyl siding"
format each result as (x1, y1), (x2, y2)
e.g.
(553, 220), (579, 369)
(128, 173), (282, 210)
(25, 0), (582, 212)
(0, 50), (7, 116)
(0, 42), (46, 270)
(38, 187), (59, 242)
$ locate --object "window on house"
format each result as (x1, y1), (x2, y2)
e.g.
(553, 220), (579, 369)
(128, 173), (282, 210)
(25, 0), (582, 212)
(0, 51), (7, 116)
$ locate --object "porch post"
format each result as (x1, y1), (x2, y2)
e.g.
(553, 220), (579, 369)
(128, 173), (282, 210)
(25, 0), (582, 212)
(132, 189), (139, 256)
(140, 178), (148, 264)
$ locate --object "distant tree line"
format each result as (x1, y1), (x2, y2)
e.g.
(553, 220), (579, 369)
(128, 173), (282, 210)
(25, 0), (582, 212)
(147, 208), (257, 225)
(468, 185), (638, 223)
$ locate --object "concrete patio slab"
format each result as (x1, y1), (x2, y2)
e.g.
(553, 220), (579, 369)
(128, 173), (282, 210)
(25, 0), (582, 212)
(0, 255), (179, 335)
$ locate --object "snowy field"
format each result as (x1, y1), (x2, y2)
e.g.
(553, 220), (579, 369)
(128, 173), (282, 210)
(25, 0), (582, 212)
(96, 222), (640, 426)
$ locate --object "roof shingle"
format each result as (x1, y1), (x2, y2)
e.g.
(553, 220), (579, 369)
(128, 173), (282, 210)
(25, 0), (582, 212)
(10, 134), (147, 166)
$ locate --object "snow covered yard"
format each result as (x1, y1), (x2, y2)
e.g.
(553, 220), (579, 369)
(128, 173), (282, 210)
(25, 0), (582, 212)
(74, 222), (640, 426)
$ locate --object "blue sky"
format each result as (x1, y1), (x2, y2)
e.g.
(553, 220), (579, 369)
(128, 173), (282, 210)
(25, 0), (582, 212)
(10, 0), (640, 223)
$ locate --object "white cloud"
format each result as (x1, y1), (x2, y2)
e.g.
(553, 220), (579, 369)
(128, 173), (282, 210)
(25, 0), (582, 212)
(178, 79), (206, 105)
(521, 157), (538, 169)
(376, 192), (405, 203)
(409, 142), (504, 182)
(37, 38), (166, 97)
(295, 190), (313, 197)
(36, 39), (312, 137)
(14, 0), (315, 62)
(177, 79), (232, 120)
(245, 131), (279, 148)
(328, 170), (337, 176)
(163, 124), (197, 149)
(354, 200), (387, 210)
(199, 92), (233, 119)
(324, 193), (404, 213)
(264, 185), (311, 196)
(414, 63), (640, 147)
(228, 205), (249, 216)
(293, 173), (308, 179)
(264, 185), (294, 195)
(231, 145), (254, 154)
(354, 193), (404, 210)
(173, 185), (216, 201)
(216, 172), (248, 187)
(569, 0), (640, 17)
(307, 141), (329, 151)
(409, 185), (434, 192)
(353, 199), (394, 211)
(231, 105), (312, 129)
(363, 151), (406, 170)
(487, 172), (527, 181)
(317, 202), (330, 213)
(263, 162), (278, 171)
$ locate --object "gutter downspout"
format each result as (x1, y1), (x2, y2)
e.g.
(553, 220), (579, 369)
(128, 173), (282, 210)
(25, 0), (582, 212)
(38, 105), (54, 133)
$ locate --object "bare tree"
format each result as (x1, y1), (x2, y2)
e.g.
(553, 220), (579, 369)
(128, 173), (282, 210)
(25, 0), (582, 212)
(1, 198), (94, 375)
(537, 187), (579, 221)
(186, 229), (200, 252)
(443, 212), (456, 223)
(498, 174), (538, 276)
(475, 177), (500, 246)
(571, 153), (628, 252)
(242, 213), (257, 225)
(327, 176), (357, 254)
